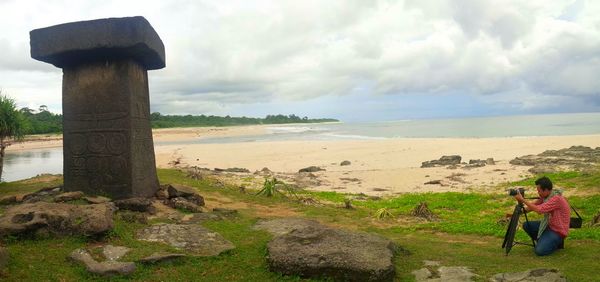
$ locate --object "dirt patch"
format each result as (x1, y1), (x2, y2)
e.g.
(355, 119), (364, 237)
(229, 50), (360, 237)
(19, 174), (62, 184)
(252, 204), (300, 217)
(195, 191), (299, 217)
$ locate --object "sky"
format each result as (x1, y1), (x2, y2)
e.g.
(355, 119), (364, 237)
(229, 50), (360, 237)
(0, 0), (599, 122)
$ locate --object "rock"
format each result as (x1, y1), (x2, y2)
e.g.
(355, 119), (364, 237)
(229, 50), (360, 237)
(21, 192), (46, 203)
(0, 202), (114, 237)
(298, 166), (325, 173)
(69, 248), (135, 277)
(340, 177), (361, 182)
(510, 146), (600, 170)
(0, 195), (17, 205)
(180, 213), (222, 223)
(486, 158), (496, 165)
(295, 173), (322, 187)
(372, 188), (388, 192)
(438, 266), (477, 281)
(421, 155), (462, 168)
(254, 167), (273, 175)
(528, 165), (559, 175)
(412, 261), (478, 282)
(102, 245), (131, 261)
(490, 268), (567, 282)
(212, 208), (238, 216)
(138, 252), (185, 264)
(466, 159), (487, 168)
(118, 211), (148, 224)
(155, 186), (169, 200)
(114, 197), (156, 214)
(168, 197), (203, 213)
(340, 160), (351, 166)
(54, 191), (85, 202)
(412, 266), (477, 281)
(0, 245), (8, 270)
(84, 196), (111, 204)
(266, 220), (398, 281)
(136, 224), (235, 256)
(214, 167), (250, 173)
(166, 184), (205, 206)
(424, 180), (443, 185)
(412, 268), (433, 281)
(254, 218), (324, 236)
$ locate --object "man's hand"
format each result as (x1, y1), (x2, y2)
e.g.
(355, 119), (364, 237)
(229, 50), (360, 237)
(514, 192), (525, 203)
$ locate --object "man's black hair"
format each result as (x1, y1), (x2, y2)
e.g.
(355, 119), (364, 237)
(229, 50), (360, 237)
(535, 176), (553, 191)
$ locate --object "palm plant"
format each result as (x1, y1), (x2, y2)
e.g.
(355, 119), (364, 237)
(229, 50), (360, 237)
(374, 208), (394, 220)
(0, 92), (28, 181)
(256, 177), (281, 197)
(256, 177), (299, 198)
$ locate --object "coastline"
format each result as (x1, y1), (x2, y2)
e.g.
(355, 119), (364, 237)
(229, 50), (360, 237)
(153, 133), (600, 195)
(7, 125), (600, 195)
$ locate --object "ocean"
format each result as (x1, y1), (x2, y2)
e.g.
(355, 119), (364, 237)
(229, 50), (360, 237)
(159, 112), (600, 145)
(3, 112), (600, 182)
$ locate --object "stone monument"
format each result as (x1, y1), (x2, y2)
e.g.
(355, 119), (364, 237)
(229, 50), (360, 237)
(29, 17), (165, 199)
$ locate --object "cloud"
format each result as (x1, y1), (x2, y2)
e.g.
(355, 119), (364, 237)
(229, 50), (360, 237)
(0, 0), (598, 119)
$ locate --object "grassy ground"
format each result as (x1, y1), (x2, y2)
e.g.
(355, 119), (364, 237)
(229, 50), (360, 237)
(0, 168), (599, 281)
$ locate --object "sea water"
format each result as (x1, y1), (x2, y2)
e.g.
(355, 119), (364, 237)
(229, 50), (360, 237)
(163, 112), (600, 144)
(3, 112), (600, 181)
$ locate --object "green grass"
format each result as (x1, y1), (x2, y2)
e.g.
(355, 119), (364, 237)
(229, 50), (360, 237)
(504, 169), (600, 193)
(1, 168), (600, 281)
(0, 174), (62, 196)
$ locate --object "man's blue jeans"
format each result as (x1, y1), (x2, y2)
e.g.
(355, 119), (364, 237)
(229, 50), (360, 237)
(522, 221), (564, 256)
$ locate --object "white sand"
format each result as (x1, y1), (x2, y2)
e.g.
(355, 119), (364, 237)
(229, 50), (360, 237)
(8, 125), (600, 195)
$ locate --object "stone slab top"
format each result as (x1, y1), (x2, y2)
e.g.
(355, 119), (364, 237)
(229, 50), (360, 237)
(30, 16), (165, 70)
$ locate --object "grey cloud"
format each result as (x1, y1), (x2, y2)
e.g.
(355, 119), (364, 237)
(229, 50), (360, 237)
(1, 0), (599, 116)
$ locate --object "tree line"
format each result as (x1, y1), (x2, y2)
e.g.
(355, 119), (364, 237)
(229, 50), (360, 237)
(1, 91), (338, 180)
(15, 108), (339, 135)
(150, 113), (338, 128)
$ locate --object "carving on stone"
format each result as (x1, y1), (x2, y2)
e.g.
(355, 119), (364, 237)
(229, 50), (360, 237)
(107, 133), (127, 155)
(87, 133), (107, 153)
(70, 134), (87, 155)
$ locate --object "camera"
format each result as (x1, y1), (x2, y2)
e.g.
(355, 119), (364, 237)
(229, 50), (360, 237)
(508, 188), (525, 196)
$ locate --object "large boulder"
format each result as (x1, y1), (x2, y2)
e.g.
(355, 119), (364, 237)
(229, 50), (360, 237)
(69, 248), (135, 277)
(102, 245), (131, 261)
(114, 197), (156, 214)
(299, 166), (325, 173)
(0, 195), (17, 205)
(168, 197), (203, 213)
(138, 252), (185, 264)
(491, 268), (566, 282)
(510, 146), (600, 170)
(421, 155), (462, 168)
(166, 184), (205, 206)
(0, 202), (114, 237)
(136, 224), (234, 256)
(263, 219), (398, 281)
(254, 218), (324, 236)
(54, 191), (84, 202)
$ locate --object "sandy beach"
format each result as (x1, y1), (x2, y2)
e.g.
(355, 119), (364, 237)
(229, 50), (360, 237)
(8, 125), (600, 195)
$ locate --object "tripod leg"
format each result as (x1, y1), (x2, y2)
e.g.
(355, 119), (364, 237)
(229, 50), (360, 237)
(503, 204), (522, 255)
(522, 206), (536, 248)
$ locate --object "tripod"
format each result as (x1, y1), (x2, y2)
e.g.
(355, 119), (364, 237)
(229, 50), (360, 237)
(502, 202), (536, 255)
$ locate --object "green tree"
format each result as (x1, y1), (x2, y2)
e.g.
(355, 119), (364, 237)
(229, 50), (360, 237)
(0, 92), (28, 181)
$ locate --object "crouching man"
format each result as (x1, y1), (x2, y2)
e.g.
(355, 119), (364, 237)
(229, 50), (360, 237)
(513, 176), (570, 256)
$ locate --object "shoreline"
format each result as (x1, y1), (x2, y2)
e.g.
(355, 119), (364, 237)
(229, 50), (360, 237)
(6, 126), (600, 195)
